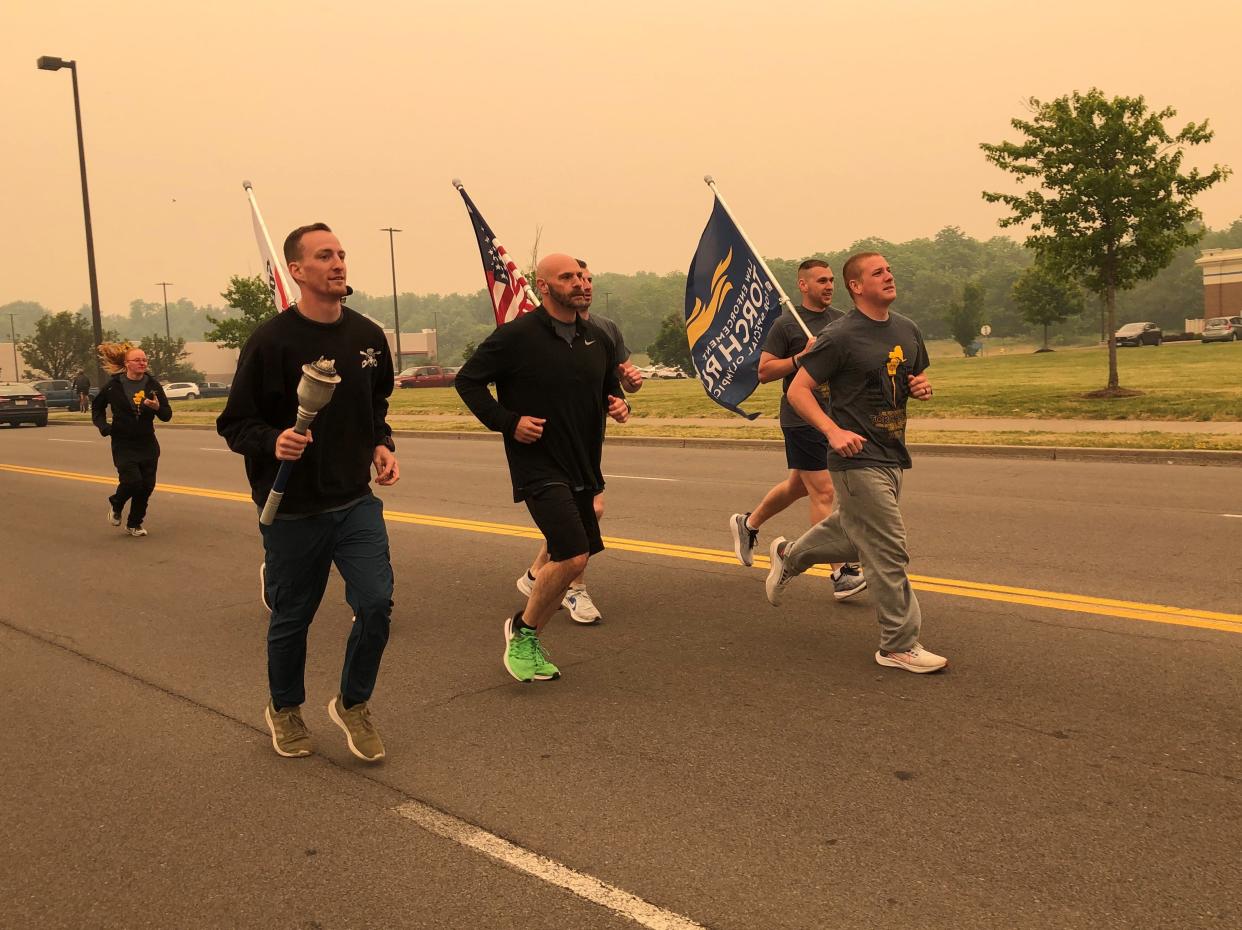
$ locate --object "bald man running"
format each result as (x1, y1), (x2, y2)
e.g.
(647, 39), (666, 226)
(455, 253), (631, 683)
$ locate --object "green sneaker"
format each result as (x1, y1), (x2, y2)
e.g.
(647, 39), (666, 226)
(327, 694), (385, 762)
(264, 701), (313, 758)
(530, 634), (560, 682)
(504, 616), (536, 682)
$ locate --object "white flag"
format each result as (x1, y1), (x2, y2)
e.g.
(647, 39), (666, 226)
(243, 180), (296, 311)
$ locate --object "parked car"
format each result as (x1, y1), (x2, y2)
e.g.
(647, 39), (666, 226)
(198, 382), (231, 398)
(0, 383), (49, 427)
(1115, 322), (1162, 347)
(30, 378), (98, 410)
(163, 382), (201, 400)
(1201, 316), (1242, 343)
(638, 365), (690, 380)
(396, 365), (456, 388)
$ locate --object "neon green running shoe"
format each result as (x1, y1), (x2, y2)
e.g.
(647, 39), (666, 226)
(503, 617), (561, 682)
(530, 633), (561, 682)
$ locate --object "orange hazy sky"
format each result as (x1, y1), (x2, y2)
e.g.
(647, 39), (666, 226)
(4, 0), (1239, 314)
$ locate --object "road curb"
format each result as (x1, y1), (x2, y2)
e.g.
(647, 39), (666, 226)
(45, 419), (1242, 467)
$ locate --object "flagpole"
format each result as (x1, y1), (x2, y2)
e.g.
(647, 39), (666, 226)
(703, 176), (813, 341)
(242, 180), (296, 310)
(451, 178), (541, 310)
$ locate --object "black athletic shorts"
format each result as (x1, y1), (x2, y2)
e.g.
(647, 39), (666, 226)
(524, 483), (604, 561)
(782, 425), (829, 472)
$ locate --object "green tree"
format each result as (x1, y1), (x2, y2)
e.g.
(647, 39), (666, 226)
(646, 312), (693, 372)
(18, 311), (100, 380)
(944, 281), (986, 356)
(1012, 264), (1086, 351)
(204, 275), (278, 350)
(982, 89), (1230, 394)
(140, 334), (205, 382)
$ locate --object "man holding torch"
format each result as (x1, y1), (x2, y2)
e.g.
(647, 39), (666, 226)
(217, 222), (400, 761)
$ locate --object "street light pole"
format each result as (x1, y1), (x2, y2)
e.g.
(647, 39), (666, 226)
(37, 55), (103, 386)
(380, 228), (403, 370)
(432, 311), (439, 363)
(8, 314), (18, 382)
(156, 281), (173, 341)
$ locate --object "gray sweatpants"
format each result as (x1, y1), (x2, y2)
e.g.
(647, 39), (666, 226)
(783, 465), (922, 653)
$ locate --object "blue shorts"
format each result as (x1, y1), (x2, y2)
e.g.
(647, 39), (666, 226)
(782, 425), (829, 472)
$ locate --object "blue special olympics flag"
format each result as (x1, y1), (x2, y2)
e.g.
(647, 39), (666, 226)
(684, 197), (784, 419)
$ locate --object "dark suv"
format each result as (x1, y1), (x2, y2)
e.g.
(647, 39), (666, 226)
(1115, 322), (1162, 347)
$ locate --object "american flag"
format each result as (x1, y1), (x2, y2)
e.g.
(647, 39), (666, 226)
(454, 181), (539, 325)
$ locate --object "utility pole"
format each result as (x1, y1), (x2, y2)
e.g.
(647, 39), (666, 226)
(380, 228), (403, 370)
(8, 314), (18, 382)
(156, 281), (173, 340)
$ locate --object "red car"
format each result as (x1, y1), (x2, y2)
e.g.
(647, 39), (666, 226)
(395, 365), (456, 389)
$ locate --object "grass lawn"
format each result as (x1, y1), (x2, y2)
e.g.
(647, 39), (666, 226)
(75, 339), (1238, 447)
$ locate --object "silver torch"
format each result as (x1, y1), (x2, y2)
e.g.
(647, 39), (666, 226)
(259, 357), (343, 525)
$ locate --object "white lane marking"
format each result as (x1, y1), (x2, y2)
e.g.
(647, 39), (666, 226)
(393, 801), (705, 930)
(604, 473), (678, 482)
(48, 438), (94, 443)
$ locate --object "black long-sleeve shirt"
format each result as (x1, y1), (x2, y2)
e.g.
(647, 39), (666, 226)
(91, 373), (172, 462)
(216, 305), (394, 515)
(455, 307), (621, 501)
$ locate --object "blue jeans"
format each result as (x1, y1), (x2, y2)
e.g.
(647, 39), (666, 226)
(260, 495), (393, 708)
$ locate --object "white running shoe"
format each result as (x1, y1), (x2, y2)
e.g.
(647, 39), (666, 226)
(875, 643), (948, 674)
(107, 507), (121, 527)
(516, 570), (536, 598)
(765, 537), (791, 606)
(562, 586), (602, 624)
(126, 525), (148, 537)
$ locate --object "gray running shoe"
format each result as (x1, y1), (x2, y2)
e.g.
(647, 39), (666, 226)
(831, 563), (867, 601)
(264, 702), (313, 758)
(126, 525), (148, 537)
(730, 512), (759, 567)
(327, 694), (386, 762)
(765, 537), (791, 606)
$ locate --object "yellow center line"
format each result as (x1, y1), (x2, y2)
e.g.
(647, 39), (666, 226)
(4, 462), (1240, 636)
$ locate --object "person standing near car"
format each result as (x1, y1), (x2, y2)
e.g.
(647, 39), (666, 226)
(91, 344), (172, 537)
(72, 370), (91, 413)
(217, 222), (399, 763)
(514, 259), (642, 624)
(728, 260), (865, 600)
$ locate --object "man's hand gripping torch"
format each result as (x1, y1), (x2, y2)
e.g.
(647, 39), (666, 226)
(259, 357), (342, 526)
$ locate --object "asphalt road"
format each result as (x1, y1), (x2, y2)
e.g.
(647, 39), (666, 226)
(2, 424), (1239, 929)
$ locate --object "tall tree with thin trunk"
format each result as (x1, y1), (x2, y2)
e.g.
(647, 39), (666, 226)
(1012, 264), (1086, 351)
(981, 89), (1229, 394)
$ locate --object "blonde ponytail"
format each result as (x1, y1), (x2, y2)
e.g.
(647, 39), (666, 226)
(98, 342), (136, 375)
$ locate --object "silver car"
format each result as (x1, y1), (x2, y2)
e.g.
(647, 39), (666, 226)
(1201, 316), (1242, 343)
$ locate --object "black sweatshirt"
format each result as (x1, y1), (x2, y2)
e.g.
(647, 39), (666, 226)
(455, 307), (621, 501)
(216, 305), (395, 515)
(91, 373), (172, 461)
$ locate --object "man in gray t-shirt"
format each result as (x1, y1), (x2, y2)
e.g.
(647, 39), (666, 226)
(764, 251), (947, 675)
(515, 259), (643, 625)
(728, 259), (865, 601)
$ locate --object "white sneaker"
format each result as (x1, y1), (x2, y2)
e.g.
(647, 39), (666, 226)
(562, 586), (602, 624)
(875, 643), (948, 674)
(765, 537), (791, 606)
(126, 525), (148, 537)
(108, 507), (121, 527)
(516, 570), (536, 598)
